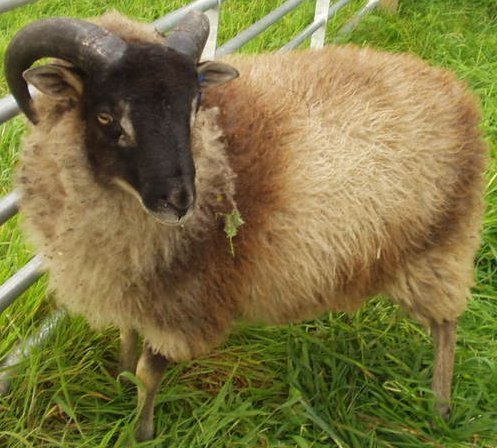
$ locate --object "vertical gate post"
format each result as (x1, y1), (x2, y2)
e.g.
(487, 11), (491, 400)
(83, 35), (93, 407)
(310, 0), (330, 49)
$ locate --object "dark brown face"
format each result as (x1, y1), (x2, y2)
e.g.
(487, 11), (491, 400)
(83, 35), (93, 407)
(6, 15), (240, 225)
(83, 44), (199, 224)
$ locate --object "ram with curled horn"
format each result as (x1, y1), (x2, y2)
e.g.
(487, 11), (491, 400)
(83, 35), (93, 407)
(3, 7), (488, 444)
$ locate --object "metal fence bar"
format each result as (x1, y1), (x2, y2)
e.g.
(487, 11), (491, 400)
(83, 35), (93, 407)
(0, 0), (36, 14)
(0, 190), (20, 225)
(334, 0), (379, 39)
(0, 309), (65, 394)
(0, 255), (43, 314)
(153, 0), (219, 32)
(0, 86), (38, 125)
(0, 94), (20, 125)
(201, 0), (221, 60)
(310, 0), (330, 49)
(279, 0), (351, 52)
(215, 0), (306, 58)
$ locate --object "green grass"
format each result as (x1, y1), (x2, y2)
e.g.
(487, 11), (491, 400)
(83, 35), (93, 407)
(1, 0), (497, 446)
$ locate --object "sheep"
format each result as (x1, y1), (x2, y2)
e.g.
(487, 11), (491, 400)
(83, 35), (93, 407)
(4, 10), (487, 442)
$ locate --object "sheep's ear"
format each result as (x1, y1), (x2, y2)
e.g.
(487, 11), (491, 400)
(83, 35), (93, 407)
(23, 64), (83, 100)
(197, 61), (239, 90)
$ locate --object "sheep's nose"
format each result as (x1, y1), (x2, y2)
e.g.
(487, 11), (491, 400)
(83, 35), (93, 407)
(155, 182), (195, 218)
(156, 192), (193, 218)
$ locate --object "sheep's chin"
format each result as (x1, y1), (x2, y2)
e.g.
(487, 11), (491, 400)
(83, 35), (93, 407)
(147, 209), (190, 226)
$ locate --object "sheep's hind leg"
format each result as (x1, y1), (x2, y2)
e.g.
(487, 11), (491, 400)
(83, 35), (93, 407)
(431, 319), (456, 420)
(118, 328), (139, 375)
(134, 343), (168, 442)
(385, 248), (471, 421)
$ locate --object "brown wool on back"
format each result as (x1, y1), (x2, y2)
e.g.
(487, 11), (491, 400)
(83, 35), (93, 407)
(17, 12), (486, 367)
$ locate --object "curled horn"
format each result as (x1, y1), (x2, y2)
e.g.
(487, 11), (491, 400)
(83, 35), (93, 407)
(163, 11), (210, 62)
(4, 18), (127, 124)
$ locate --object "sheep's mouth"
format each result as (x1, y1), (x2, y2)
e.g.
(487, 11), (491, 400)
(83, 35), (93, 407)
(112, 177), (191, 226)
(147, 208), (191, 226)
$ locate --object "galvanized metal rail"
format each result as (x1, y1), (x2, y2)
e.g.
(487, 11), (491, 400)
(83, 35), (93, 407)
(0, 0), (36, 14)
(0, 309), (64, 394)
(0, 256), (43, 314)
(0, 94), (20, 124)
(216, 0), (307, 57)
(0, 189), (20, 225)
(0, 0), (383, 390)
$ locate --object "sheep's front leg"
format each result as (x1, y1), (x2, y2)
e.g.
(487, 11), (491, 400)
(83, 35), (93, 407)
(119, 328), (139, 375)
(134, 343), (168, 442)
(431, 319), (457, 420)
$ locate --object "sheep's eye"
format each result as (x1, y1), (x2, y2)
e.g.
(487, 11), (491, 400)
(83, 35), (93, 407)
(97, 113), (113, 126)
